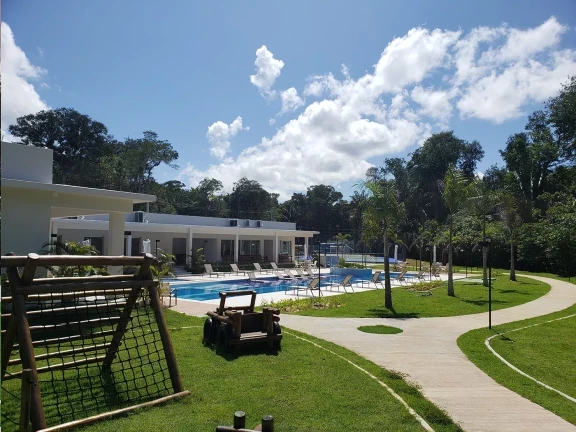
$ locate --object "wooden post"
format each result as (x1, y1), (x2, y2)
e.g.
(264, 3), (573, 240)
(148, 283), (184, 392)
(13, 293), (46, 430)
(233, 411), (246, 429)
(102, 254), (153, 368)
(19, 368), (33, 432)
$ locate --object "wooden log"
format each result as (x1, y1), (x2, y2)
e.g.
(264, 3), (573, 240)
(4, 355), (106, 381)
(1, 254), (153, 268)
(29, 316), (122, 332)
(1, 319), (17, 378)
(19, 368), (33, 432)
(14, 279), (158, 295)
(219, 290), (257, 298)
(148, 284), (185, 393)
(21, 301), (127, 316)
(31, 275), (136, 285)
(101, 255), (153, 368)
(2, 289), (134, 303)
(8, 343), (111, 366)
(13, 294), (47, 429)
(20, 254), (40, 286)
(37, 390), (190, 432)
(21, 329), (116, 349)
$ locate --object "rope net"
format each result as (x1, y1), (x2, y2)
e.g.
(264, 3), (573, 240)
(1, 287), (173, 431)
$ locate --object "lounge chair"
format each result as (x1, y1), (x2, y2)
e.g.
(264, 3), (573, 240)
(431, 266), (442, 280)
(204, 263), (228, 278)
(270, 262), (280, 271)
(366, 270), (384, 289)
(328, 274), (354, 293)
(230, 263), (246, 275)
(413, 269), (427, 281)
(294, 268), (312, 278)
(394, 269), (409, 285)
(287, 269), (304, 278)
(275, 271), (295, 280)
(247, 271), (265, 283)
(286, 277), (322, 298)
(253, 262), (272, 274)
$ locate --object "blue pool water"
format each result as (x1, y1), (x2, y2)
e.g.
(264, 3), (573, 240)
(169, 272), (409, 301)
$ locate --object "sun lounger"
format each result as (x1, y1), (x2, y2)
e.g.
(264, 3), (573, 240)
(270, 262), (280, 271)
(247, 271), (265, 283)
(286, 277), (322, 298)
(366, 270), (383, 289)
(204, 263), (228, 278)
(287, 269), (304, 278)
(328, 274), (354, 293)
(230, 263), (246, 275)
(394, 269), (409, 285)
(275, 271), (295, 280)
(253, 262), (272, 274)
(294, 268), (312, 278)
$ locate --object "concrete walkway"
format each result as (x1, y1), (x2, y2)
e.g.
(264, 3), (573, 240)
(280, 275), (576, 432)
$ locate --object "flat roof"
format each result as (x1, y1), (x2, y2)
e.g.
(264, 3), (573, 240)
(1, 179), (156, 204)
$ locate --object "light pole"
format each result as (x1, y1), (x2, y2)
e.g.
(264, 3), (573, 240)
(479, 239), (492, 329)
(155, 240), (160, 257)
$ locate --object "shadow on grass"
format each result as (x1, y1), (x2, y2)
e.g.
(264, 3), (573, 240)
(458, 298), (508, 307)
(202, 340), (281, 361)
(366, 306), (420, 319)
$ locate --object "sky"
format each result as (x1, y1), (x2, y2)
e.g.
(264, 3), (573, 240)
(2, 0), (576, 201)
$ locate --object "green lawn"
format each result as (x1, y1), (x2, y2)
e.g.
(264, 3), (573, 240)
(458, 304), (576, 425)
(11, 310), (462, 432)
(291, 276), (550, 318)
(358, 325), (403, 334)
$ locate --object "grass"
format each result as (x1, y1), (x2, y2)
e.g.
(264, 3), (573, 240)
(358, 325), (403, 334)
(290, 276), (550, 318)
(68, 310), (463, 432)
(457, 303), (576, 425)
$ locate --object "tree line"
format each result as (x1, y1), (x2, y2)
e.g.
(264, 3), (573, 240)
(7, 76), (576, 280)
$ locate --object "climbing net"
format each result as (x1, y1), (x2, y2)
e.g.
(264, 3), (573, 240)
(1, 254), (187, 432)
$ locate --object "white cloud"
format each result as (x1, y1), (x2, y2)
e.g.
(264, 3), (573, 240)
(250, 45), (284, 95)
(206, 116), (249, 160)
(181, 17), (576, 199)
(1, 22), (49, 137)
(280, 87), (304, 113)
(411, 86), (454, 122)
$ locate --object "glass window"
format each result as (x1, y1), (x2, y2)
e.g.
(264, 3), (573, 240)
(280, 240), (291, 254)
(240, 240), (260, 255)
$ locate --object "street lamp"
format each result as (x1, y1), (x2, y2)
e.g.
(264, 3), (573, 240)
(479, 239), (492, 329)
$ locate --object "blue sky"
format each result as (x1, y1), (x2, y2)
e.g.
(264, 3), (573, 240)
(2, 0), (576, 200)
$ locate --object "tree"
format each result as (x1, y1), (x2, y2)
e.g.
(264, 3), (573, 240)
(547, 75), (576, 161)
(498, 192), (523, 281)
(8, 108), (115, 185)
(359, 179), (406, 308)
(333, 232), (351, 260)
(440, 166), (471, 296)
(466, 179), (499, 286)
(38, 240), (106, 277)
(229, 178), (273, 220)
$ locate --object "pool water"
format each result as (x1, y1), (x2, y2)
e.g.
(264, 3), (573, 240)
(169, 272), (409, 301)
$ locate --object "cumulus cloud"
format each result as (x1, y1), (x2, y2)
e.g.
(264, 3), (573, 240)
(250, 45), (284, 95)
(181, 17), (576, 199)
(1, 22), (49, 137)
(206, 116), (249, 160)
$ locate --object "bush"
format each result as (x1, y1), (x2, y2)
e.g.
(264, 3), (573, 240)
(405, 280), (443, 292)
(260, 296), (343, 313)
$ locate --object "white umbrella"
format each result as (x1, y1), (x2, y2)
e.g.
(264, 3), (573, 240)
(394, 245), (398, 262)
(433, 245), (437, 263)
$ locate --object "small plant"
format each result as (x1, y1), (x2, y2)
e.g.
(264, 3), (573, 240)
(38, 240), (108, 277)
(152, 248), (176, 280)
(406, 280), (443, 292)
(260, 296), (343, 313)
(186, 247), (206, 274)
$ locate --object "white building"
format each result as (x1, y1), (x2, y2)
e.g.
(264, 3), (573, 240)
(1, 141), (317, 267)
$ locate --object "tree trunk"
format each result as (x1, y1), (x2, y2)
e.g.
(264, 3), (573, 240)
(447, 217), (455, 296)
(509, 236), (516, 281)
(482, 218), (488, 287)
(383, 231), (392, 309)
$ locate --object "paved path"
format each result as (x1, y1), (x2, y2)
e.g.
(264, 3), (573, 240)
(280, 276), (576, 432)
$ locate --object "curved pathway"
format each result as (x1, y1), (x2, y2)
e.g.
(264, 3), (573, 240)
(281, 276), (576, 432)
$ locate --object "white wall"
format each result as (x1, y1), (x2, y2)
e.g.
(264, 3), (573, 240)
(2, 189), (52, 259)
(1, 141), (53, 184)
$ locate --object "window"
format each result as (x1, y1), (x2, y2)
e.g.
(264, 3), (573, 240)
(280, 240), (291, 255)
(240, 240), (260, 256)
(221, 240), (235, 259)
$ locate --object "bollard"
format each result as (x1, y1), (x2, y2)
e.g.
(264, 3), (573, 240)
(254, 415), (274, 432)
(234, 411), (246, 429)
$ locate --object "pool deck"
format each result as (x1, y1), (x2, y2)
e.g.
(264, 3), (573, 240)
(168, 270), (466, 316)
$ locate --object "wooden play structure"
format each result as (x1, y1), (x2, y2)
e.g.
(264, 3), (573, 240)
(1, 253), (189, 432)
(216, 411), (275, 432)
(203, 290), (282, 352)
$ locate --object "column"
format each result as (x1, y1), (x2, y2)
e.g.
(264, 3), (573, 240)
(187, 228), (193, 255)
(234, 233), (239, 263)
(125, 231), (132, 256)
(274, 232), (279, 264)
(216, 237), (222, 262)
(303, 237), (308, 260)
(108, 212), (126, 275)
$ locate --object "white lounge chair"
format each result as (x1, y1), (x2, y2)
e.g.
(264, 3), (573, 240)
(328, 274), (354, 293)
(204, 263), (227, 278)
(253, 262), (272, 274)
(286, 277), (322, 298)
(247, 271), (265, 283)
(230, 263), (246, 275)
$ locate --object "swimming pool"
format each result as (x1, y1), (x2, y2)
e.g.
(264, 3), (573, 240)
(169, 272), (410, 301)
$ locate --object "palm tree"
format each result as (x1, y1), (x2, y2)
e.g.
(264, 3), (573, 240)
(440, 166), (471, 296)
(466, 179), (499, 286)
(358, 179), (406, 308)
(38, 240), (104, 277)
(499, 192), (523, 281)
(333, 232), (351, 262)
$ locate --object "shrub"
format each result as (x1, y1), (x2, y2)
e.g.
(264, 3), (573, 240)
(260, 296), (343, 313)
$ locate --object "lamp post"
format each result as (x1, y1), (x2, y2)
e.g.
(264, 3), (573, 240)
(155, 240), (160, 257)
(479, 239), (492, 329)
